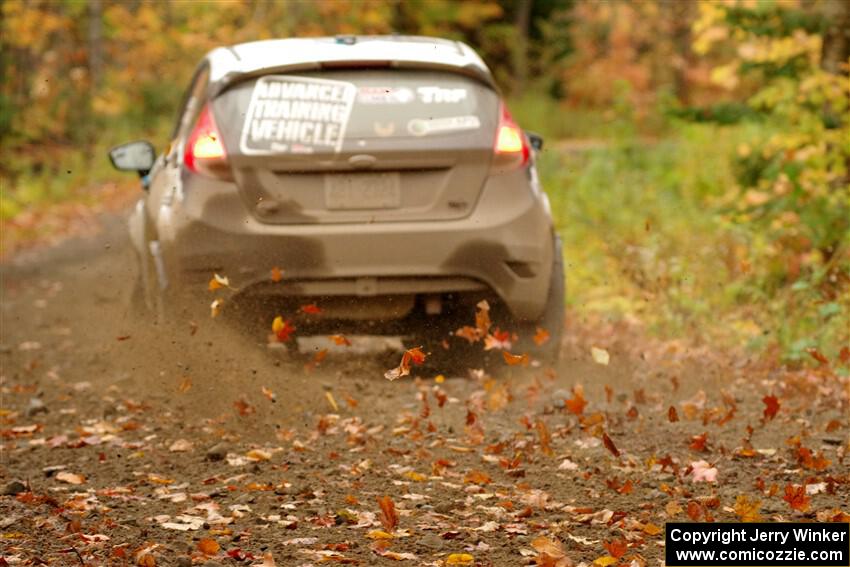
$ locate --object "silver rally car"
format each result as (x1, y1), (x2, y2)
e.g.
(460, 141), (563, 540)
(110, 35), (564, 362)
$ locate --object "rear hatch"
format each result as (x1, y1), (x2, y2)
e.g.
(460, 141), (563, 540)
(212, 69), (499, 224)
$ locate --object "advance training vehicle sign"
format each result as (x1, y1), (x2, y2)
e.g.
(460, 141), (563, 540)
(239, 76), (357, 155)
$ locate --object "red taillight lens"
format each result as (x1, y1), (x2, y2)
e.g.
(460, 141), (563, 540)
(492, 104), (530, 172)
(184, 104), (229, 177)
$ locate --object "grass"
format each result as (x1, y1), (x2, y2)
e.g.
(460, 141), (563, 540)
(532, 114), (849, 364)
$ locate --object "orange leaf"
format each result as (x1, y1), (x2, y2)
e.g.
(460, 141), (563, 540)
(331, 334), (351, 346)
(733, 494), (762, 522)
(377, 495), (398, 532)
(531, 536), (569, 566)
(783, 484), (810, 512)
(384, 347), (427, 381)
(686, 500), (704, 521)
(300, 303), (321, 315)
(502, 351), (529, 366)
(198, 538), (220, 556)
(233, 399), (254, 416)
(603, 539), (627, 559)
(762, 395), (780, 421)
(533, 327), (550, 346)
(565, 385), (587, 415)
(271, 316), (295, 342)
(464, 470), (492, 485)
(602, 432), (620, 457)
(668, 406), (679, 422)
(270, 267), (283, 282)
(261, 386), (276, 402)
(177, 377), (192, 393)
(536, 420), (553, 456)
(689, 432), (709, 452)
(475, 300), (491, 336)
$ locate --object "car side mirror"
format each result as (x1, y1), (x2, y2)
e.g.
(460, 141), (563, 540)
(526, 131), (544, 152)
(109, 141), (156, 176)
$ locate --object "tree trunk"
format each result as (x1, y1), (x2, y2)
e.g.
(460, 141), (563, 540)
(512, 0), (533, 95)
(821, 0), (850, 75)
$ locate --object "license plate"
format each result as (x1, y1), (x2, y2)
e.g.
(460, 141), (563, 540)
(325, 173), (401, 210)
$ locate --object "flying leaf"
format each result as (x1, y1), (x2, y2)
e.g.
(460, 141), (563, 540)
(210, 299), (223, 318)
(475, 300), (491, 336)
(783, 484), (810, 512)
(536, 419), (553, 456)
(483, 328), (512, 351)
(384, 347), (427, 381)
(762, 395), (780, 421)
(668, 406), (679, 422)
(591, 347), (609, 365)
(261, 386), (276, 402)
(300, 303), (321, 315)
(233, 399), (254, 416)
(270, 267), (283, 283)
(177, 377), (192, 393)
(502, 351), (529, 366)
(208, 273), (229, 291)
(565, 385), (587, 415)
(602, 432), (620, 457)
(733, 495), (762, 522)
(331, 334), (351, 346)
(533, 327), (551, 346)
(271, 316), (295, 342)
(325, 391), (339, 412)
(377, 495), (398, 532)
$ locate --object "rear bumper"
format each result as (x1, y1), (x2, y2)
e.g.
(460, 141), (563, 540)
(156, 170), (555, 320)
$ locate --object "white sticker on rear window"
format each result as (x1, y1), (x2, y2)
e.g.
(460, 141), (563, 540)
(357, 86), (415, 105)
(239, 76), (356, 155)
(416, 86), (467, 104)
(407, 115), (481, 137)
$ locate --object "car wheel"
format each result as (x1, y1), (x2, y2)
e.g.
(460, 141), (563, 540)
(511, 234), (565, 365)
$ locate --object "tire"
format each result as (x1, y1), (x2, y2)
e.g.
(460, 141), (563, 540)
(511, 234), (565, 365)
(407, 235), (565, 373)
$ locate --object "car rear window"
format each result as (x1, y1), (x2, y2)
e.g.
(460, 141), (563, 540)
(216, 69), (498, 156)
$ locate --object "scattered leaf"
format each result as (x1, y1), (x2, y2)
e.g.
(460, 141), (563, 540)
(377, 495), (398, 532)
(533, 327), (550, 346)
(783, 484), (810, 512)
(208, 273), (229, 291)
(210, 299), (223, 318)
(668, 406), (679, 422)
(270, 267), (283, 282)
(384, 347), (427, 381)
(762, 395), (780, 421)
(602, 432), (620, 457)
(502, 351), (529, 366)
(733, 494), (762, 522)
(591, 347), (609, 366)
(198, 538), (220, 556)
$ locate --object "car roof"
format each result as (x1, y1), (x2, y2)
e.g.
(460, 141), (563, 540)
(204, 35), (496, 94)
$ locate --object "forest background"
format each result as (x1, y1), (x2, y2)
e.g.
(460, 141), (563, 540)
(1, 0), (848, 366)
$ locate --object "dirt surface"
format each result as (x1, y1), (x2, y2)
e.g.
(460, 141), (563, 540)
(1, 211), (848, 567)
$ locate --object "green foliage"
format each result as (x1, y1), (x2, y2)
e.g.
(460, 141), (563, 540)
(538, 119), (848, 361)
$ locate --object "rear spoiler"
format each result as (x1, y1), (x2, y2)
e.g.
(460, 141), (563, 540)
(209, 59), (498, 98)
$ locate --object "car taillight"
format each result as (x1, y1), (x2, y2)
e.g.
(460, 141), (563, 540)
(184, 104), (230, 178)
(492, 104), (530, 172)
